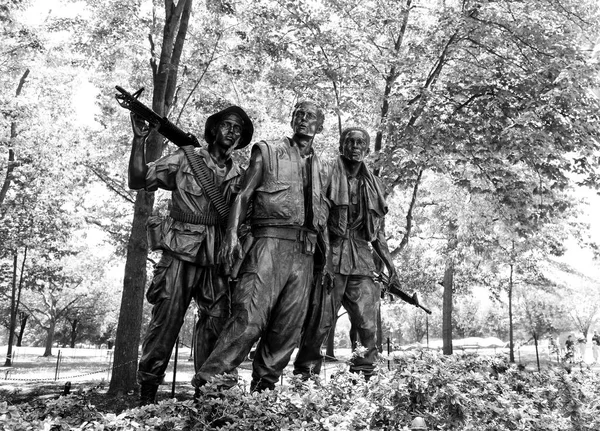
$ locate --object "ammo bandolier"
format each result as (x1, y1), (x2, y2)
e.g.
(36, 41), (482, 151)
(192, 138), (330, 391)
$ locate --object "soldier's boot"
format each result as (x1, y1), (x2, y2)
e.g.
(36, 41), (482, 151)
(139, 383), (159, 406)
(250, 378), (275, 393)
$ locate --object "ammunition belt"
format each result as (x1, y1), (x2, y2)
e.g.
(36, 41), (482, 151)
(169, 208), (219, 226)
(181, 146), (229, 225)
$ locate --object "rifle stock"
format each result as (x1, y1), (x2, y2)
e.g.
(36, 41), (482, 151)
(115, 86), (200, 148)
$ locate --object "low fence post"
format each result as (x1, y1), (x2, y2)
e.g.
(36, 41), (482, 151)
(107, 349), (113, 381)
(387, 337), (391, 370)
(55, 350), (61, 381)
(533, 332), (541, 372)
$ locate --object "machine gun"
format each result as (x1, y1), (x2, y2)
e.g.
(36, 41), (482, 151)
(115, 86), (233, 223)
(374, 272), (432, 315)
(114, 86), (200, 148)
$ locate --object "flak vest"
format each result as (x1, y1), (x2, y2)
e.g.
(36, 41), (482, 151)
(250, 139), (327, 232)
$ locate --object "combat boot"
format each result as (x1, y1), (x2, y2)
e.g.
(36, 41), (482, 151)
(139, 383), (159, 406)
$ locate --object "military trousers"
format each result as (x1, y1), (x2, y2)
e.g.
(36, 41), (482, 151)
(294, 273), (380, 378)
(137, 253), (230, 386)
(192, 236), (314, 391)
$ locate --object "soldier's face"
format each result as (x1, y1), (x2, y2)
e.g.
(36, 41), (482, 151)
(340, 130), (369, 163)
(291, 103), (322, 137)
(214, 114), (243, 149)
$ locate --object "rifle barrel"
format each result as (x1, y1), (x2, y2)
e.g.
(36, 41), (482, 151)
(115, 86), (199, 148)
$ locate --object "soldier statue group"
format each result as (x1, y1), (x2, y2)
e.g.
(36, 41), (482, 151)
(119, 95), (416, 405)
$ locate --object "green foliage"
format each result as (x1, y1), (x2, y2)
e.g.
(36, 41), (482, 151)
(3, 352), (600, 430)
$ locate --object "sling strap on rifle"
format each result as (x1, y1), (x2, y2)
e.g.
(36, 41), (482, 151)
(181, 146), (230, 226)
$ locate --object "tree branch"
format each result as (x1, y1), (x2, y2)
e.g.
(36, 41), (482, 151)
(374, 0), (412, 155)
(391, 168), (423, 257)
(85, 163), (135, 204)
(175, 32), (222, 126)
(153, 0), (187, 114)
(0, 68), (30, 208)
(165, 0), (193, 112)
(148, 33), (158, 78)
(468, 15), (553, 59)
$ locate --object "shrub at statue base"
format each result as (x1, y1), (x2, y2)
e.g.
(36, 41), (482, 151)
(2, 351), (599, 430)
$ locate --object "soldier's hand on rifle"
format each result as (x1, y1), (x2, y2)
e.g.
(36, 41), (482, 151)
(130, 112), (151, 140)
(388, 271), (401, 290)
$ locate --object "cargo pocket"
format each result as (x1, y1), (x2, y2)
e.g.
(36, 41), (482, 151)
(146, 254), (174, 304)
(253, 183), (292, 219)
(162, 221), (207, 261)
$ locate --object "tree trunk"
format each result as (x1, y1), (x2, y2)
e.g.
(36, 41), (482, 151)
(16, 312), (27, 346)
(4, 254), (18, 366)
(14, 249), (27, 348)
(377, 304), (383, 353)
(69, 319), (78, 348)
(442, 259), (454, 355)
(108, 0), (194, 395)
(508, 263), (515, 363)
(108, 191), (154, 394)
(43, 319), (56, 357)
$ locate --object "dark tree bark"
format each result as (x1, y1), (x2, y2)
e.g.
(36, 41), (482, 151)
(43, 318), (56, 357)
(442, 259), (454, 355)
(377, 305), (383, 353)
(109, 192), (153, 392)
(69, 319), (79, 348)
(4, 246), (27, 364)
(442, 219), (458, 355)
(508, 262), (515, 363)
(4, 254), (18, 366)
(16, 312), (28, 346)
(108, 0), (194, 395)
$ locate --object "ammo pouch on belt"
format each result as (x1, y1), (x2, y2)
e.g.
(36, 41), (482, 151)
(252, 226), (318, 255)
(147, 208), (217, 253)
(147, 215), (165, 251)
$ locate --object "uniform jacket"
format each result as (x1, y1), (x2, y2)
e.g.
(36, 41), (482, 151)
(145, 146), (243, 265)
(326, 156), (388, 276)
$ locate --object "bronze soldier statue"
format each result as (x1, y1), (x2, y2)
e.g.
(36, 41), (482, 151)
(294, 127), (398, 379)
(127, 106), (253, 405)
(191, 101), (330, 392)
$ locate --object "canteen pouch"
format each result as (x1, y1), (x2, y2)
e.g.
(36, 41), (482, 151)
(147, 215), (165, 251)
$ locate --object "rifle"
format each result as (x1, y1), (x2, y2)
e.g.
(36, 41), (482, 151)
(115, 86), (231, 223)
(374, 272), (432, 315)
(114, 86), (200, 148)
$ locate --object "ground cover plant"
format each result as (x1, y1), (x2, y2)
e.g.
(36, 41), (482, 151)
(1, 350), (599, 430)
